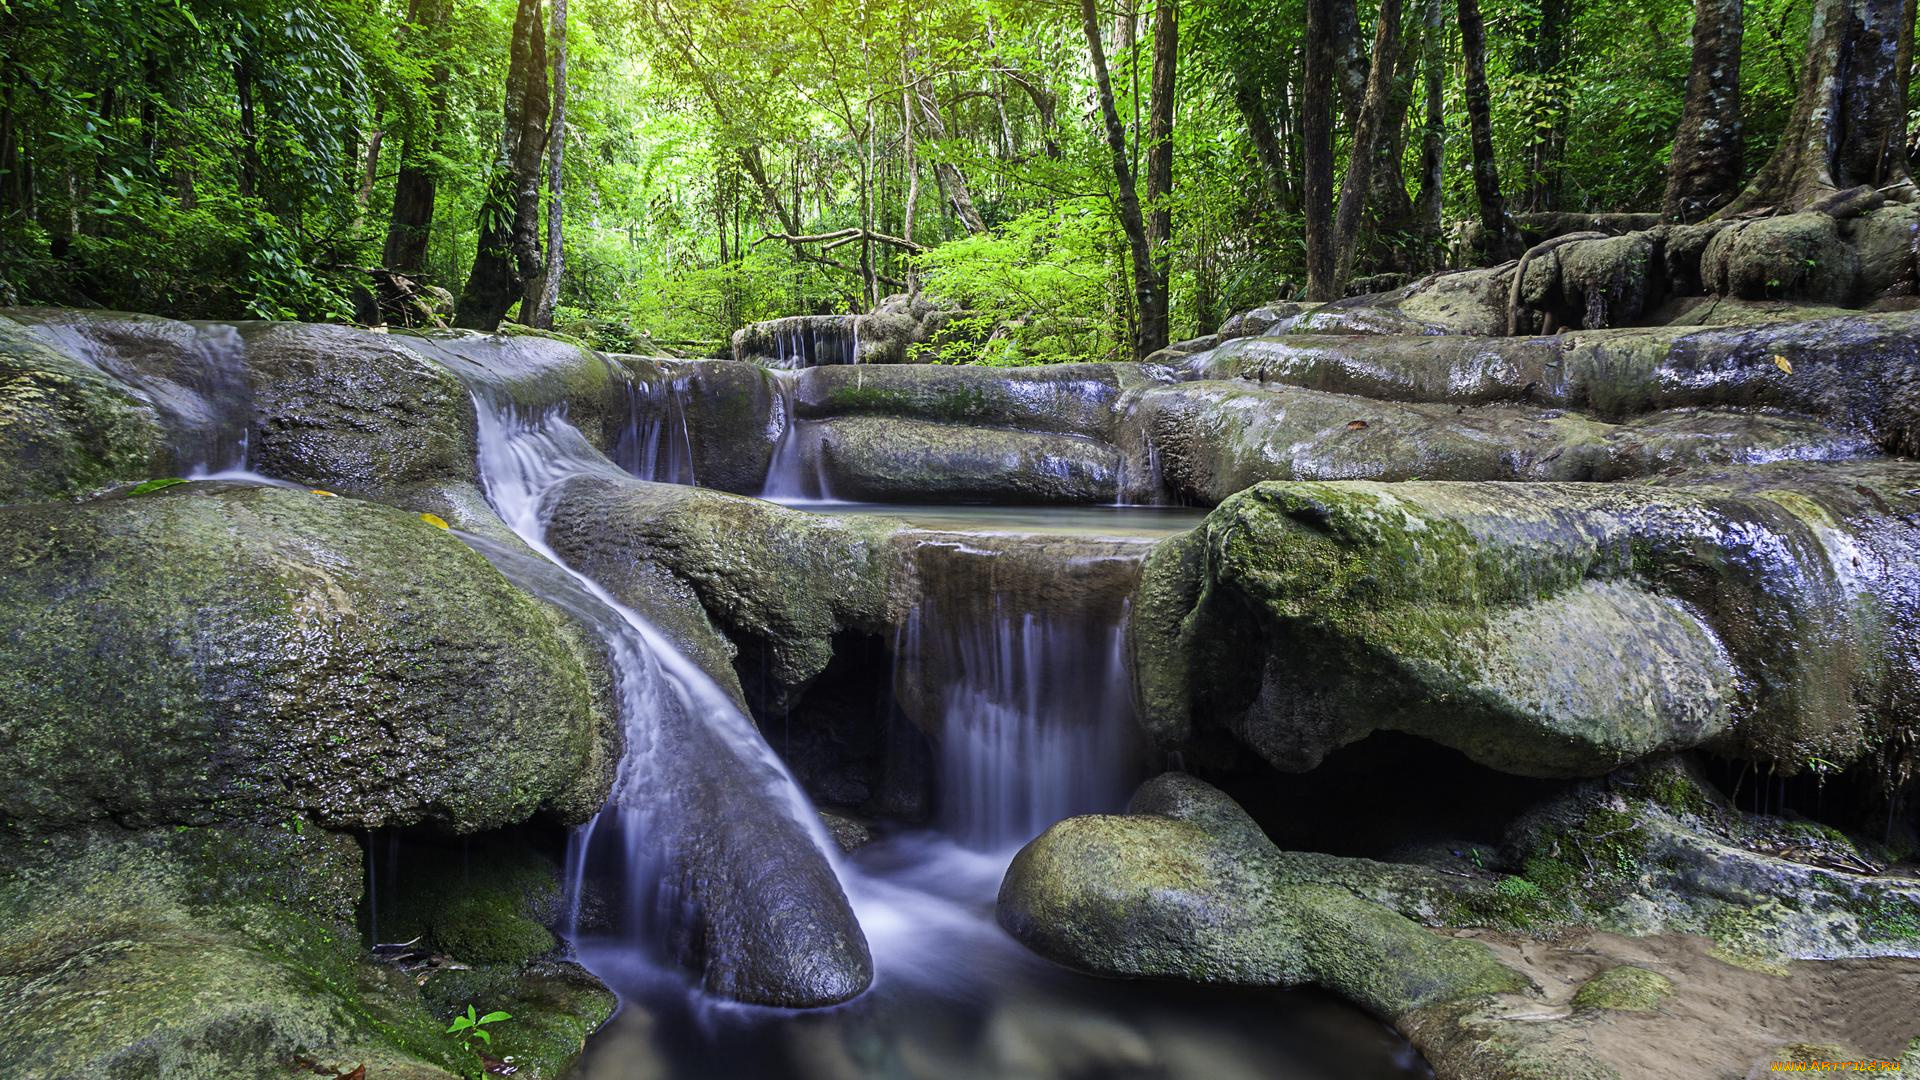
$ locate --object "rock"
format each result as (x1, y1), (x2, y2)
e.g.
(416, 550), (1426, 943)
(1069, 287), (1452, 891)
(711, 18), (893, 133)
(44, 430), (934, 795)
(1284, 266), (1513, 336)
(791, 361), (1141, 439)
(1216, 302), (1311, 340)
(1570, 965), (1673, 1012)
(541, 473), (901, 690)
(0, 826), (466, 1080)
(1186, 312), (1920, 456)
(1702, 213), (1858, 305)
(394, 327), (631, 455)
(243, 321), (479, 496)
(1125, 379), (1870, 504)
(1136, 466), (1920, 777)
(0, 314), (163, 502)
(0, 483), (615, 833)
(996, 775), (1522, 1015)
(813, 416), (1128, 504)
(733, 315), (861, 368)
(673, 359), (783, 492)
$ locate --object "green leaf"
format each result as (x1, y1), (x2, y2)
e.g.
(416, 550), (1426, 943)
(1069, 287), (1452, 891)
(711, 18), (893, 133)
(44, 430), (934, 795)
(472, 1029), (491, 1046)
(477, 1011), (513, 1025)
(129, 477), (189, 495)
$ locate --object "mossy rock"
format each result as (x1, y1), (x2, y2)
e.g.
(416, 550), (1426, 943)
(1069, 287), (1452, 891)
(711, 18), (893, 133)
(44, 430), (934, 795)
(0, 826), (464, 1080)
(813, 415), (1126, 504)
(997, 776), (1525, 1020)
(0, 483), (614, 834)
(432, 892), (557, 967)
(0, 315), (164, 503)
(1570, 965), (1673, 1013)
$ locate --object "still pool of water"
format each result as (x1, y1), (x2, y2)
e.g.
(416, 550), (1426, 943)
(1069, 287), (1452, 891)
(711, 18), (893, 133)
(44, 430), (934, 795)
(570, 833), (1432, 1080)
(770, 500), (1210, 539)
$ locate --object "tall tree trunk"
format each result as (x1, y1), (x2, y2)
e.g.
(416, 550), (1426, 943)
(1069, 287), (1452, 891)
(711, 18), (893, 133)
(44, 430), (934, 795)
(1145, 0), (1178, 261)
(1333, 0), (1372, 121)
(1457, 0), (1515, 261)
(914, 79), (988, 234)
(1333, 0), (1407, 291)
(1723, 0), (1912, 213)
(1303, 0), (1339, 299)
(1663, 0), (1745, 220)
(901, 53), (920, 260)
(1416, 0), (1446, 257)
(454, 0), (550, 331)
(1519, 0), (1569, 211)
(382, 0), (452, 275)
(525, 0), (567, 328)
(1080, 0), (1168, 356)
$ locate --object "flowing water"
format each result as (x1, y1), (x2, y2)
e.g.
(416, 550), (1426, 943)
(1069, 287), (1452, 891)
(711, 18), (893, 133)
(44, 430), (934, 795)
(611, 372), (698, 485)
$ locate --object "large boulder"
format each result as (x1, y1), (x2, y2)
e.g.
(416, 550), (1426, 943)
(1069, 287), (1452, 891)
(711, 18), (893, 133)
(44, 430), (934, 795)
(812, 415), (1132, 503)
(540, 473), (902, 690)
(1136, 465), (1920, 778)
(0, 482), (615, 834)
(0, 315), (164, 502)
(997, 774), (1523, 1016)
(791, 361), (1143, 439)
(1126, 380), (1868, 504)
(1185, 312), (1920, 455)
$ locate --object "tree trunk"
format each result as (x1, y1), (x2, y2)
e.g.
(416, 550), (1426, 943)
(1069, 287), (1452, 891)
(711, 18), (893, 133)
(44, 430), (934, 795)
(525, 0), (567, 328)
(382, 0), (453, 275)
(1079, 0), (1168, 357)
(1333, 0), (1407, 291)
(1333, 0), (1372, 122)
(1519, 0), (1568, 211)
(1145, 0), (1177, 260)
(1416, 0), (1446, 263)
(1722, 0), (1913, 213)
(234, 51), (261, 202)
(1303, 0), (1339, 299)
(1365, 8), (1423, 266)
(1662, 0), (1745, 220)
(454, 0), (550, 331)
(1457, 0), (1515, 261)
(914, 80), (988, 234)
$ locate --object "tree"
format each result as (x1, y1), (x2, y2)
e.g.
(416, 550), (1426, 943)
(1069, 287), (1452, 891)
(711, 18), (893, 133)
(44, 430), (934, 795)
(1145, 0), (1178, 288)
(1456, 0), (1514, 261)
(1331, 0), (1405, 292)
(1661, 0), (1744, 220)
(525, 0), (569, 329)
(1303, 0), (1337, 299)
(1079, 0), (1169, 356)
(1722, 0), (1915, 213)
(455, 0), (551, 331)
(382, 0), (452, 275)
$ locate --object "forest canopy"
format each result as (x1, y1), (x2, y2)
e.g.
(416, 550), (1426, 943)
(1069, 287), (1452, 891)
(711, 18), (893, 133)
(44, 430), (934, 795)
(0, 0), (1906, 361)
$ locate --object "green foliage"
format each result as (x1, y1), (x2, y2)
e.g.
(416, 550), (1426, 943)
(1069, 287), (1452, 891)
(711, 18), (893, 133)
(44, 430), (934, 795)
(446, 1003), (513, 1053)
(128, 477), (189, 495)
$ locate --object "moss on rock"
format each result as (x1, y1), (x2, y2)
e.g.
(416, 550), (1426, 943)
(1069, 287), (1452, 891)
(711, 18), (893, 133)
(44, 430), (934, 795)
(1570, 965), (1673, 1012)
(0, 315), (164, 502)
(0, 483), (614, 834)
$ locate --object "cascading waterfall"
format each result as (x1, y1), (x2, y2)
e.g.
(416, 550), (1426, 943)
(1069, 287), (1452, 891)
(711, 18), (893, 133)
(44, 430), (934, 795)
(890, 536), (1146, 849)
(761, 371), (837, 502)
(436, 376), (863, 999)
(610, 371), (697, 485)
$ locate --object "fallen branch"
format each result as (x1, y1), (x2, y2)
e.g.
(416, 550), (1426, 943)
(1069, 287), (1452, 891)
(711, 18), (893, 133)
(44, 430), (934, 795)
(755, 227), (924, 253)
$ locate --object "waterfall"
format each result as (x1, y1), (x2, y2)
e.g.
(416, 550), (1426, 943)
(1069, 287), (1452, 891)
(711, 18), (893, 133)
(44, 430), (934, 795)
(891, 537), (1146, 849)
(761, 371), (836, 503)
(611, 371), (697, 485)
(444, 383), (863, 998)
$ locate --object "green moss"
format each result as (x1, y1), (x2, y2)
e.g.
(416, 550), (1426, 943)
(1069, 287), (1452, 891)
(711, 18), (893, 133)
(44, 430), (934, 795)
(1857, 894), (1920, 944)
(0, 318), (163, 503)
(1570, 965), (1673, 1012)
(128, 476), (189, 495)
(433, 892), (556, 966)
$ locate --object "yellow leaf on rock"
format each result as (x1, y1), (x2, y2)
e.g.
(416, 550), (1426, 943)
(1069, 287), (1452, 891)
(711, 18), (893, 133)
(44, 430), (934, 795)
(310, 489), (338, 497)
(419, 513), (451, 530)
(1772, 355), (1793, 374)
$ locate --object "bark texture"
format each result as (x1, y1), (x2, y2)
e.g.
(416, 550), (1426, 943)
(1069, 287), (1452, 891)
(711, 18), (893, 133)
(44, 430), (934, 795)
(1662, 0), (1745, 221)
(454, 0), (551, 331)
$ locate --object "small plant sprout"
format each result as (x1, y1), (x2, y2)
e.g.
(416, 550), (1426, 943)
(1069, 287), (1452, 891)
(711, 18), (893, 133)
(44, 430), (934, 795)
(446, 1005), (512, 1053)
